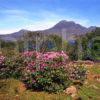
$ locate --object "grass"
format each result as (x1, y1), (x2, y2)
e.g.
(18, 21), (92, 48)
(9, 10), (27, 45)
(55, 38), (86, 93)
(79, 80), (100, 100)
(89, 63), (100, 74)
(78, 63), (100, 100)
(0, 79), (71, 100)
(0, 91), (71, 100)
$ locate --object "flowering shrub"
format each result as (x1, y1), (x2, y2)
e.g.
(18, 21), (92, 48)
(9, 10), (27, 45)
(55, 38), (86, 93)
(0, 50), (87, 93)
(21, 51), (70, 92)
(0, 55), (25, 79)
(68, 64), (87, 86)
(0, 55), (5, 65)
(22, 51), (68, 73)
(0, 51), (68, 79)
(23, 67), (71, 93)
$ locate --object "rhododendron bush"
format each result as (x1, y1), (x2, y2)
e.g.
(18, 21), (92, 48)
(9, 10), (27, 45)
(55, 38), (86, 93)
(0, 51), (86, 93)
(22, 51), (68, 73)
(20, 51), (71, 92)
(0, 54), (25, 79)
(0, 51), (68, 78)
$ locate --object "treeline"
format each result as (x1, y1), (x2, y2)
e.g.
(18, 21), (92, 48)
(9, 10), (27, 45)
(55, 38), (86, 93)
(0, 28), (99, 61)
(68, 27), (100, 61)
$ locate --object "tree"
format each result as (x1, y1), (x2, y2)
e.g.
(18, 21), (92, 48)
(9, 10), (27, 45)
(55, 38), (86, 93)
(81, 27), (100, 61)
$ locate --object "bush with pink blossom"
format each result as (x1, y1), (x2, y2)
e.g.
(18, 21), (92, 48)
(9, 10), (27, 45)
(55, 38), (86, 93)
(0, 54), (26, 79)
(22, 51), (69, 72)
(21, 51), (71, 92)
(0, 50), (87, 93)
(0, 55), (5, 65)
(23, 65), (71, 93)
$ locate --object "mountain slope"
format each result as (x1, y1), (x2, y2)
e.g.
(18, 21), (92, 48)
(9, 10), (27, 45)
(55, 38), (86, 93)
(0, 20), (96, 41)
(0, 29), (29, 41)
(42, 20), (95, 35)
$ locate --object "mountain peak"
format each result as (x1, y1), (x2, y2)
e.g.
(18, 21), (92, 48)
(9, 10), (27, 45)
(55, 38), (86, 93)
(19, 29), (29, 33)
(43, 20), (95, 36)
(51, 20), (85, 31)
(57, 20), (75, 25)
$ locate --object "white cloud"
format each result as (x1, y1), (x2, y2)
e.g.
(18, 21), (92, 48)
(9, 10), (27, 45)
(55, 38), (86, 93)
(0, 9), (91, 34)
(24, 10), (91, 31)
(25, 20), (58, 31)
(0, 9), (29, 16)
(0, 29), (21, 34)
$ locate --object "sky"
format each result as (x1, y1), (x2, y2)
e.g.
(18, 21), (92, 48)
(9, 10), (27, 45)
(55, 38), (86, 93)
(0, 0), (100, 34)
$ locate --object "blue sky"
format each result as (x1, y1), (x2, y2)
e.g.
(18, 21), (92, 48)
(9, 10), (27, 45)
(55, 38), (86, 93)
(0, 0), (100, 34)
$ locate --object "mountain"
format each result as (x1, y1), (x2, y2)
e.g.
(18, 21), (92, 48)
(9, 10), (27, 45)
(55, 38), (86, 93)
(45, 20), (95, 34)
(40, 20), (96, 40)
(0, 20), (96, 41)
(0, 29), (29, 41)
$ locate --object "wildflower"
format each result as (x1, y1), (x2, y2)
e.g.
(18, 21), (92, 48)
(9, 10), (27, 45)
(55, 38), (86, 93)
(32, 80), (36, 83)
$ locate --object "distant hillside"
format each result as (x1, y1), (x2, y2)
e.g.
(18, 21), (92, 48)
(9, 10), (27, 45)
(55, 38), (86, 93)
(0, 20), (96, 41)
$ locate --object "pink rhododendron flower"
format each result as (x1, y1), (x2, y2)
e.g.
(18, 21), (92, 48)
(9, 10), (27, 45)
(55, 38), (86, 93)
(22, 50), (69, 73)
(32, 80), (36, 83)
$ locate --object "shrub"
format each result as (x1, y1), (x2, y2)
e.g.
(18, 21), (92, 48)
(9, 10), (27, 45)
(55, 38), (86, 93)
(0, 50), (87, 93)
(23, 66), (71, 93)
(68, 64), (87, 86)
(0, 51), (68, 80)
(0, 55), (5, 65)
(21, 51), (70, 93)
(0, 54), (25, 79)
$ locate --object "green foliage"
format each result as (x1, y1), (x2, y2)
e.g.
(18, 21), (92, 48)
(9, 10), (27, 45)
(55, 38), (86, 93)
(66, 41), (78, 60)
(24, 67), (71, 93)
(81, 28), (100, 60)
(40, 34), (68, 52)
(66, 27), (100, 61)
(0, 40), (19, 57)
(0, 55), (25, 79)
(49, 35), (63, 51)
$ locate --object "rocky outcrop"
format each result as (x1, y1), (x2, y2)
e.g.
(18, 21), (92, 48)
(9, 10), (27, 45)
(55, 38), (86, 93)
(64, 86), (78, 97)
